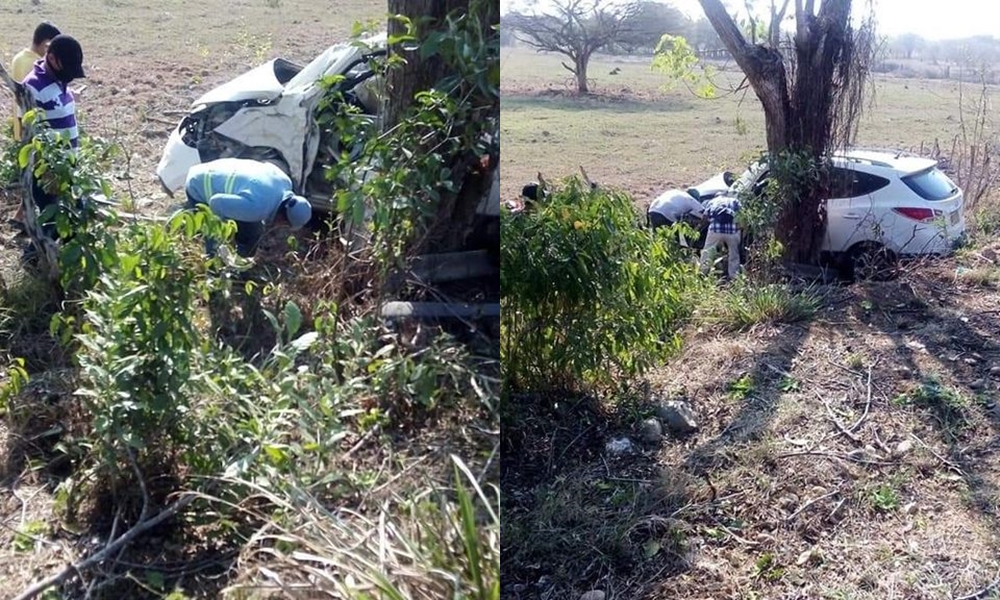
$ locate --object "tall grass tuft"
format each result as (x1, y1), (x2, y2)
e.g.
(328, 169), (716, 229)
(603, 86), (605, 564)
(701, 278), (821, 330)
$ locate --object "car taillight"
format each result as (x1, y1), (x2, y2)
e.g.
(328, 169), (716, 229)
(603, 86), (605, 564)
(893, 207), (941, 222)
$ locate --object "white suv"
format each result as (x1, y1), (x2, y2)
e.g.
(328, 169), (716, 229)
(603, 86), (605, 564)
(695, 149), (966, 277)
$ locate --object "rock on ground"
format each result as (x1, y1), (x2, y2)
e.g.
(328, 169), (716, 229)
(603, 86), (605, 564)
(655, 400), (698, 434)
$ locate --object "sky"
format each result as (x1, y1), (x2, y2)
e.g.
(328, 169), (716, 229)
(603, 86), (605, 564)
(500, 0), (1000, 41)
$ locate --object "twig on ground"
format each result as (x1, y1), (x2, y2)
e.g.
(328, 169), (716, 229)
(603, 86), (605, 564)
(954, 570), (1000, 600)
(709, 517), (758, 546)
(777, 449), (893, 466)
(909, 433), (965, 475)
(817, 391), (862, 445)
(828, 496), (847, 520)
(342, 409), (392, 460)
(785, 489), (841, 522)
(847, 364), (874, 433)
(13, 493), (196, 600)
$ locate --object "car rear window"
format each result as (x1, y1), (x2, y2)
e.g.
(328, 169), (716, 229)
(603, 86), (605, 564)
(902, 168), (958, 201)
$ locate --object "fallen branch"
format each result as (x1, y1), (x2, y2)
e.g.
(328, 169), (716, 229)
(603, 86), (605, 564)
(909, 433), (965, 475)
(817, 391), (862, 445)
(955, 571), (1000, 600)
(847, 364), (873, 433)
(777, 449), (894, 466)
(13, 493), (196, 600)
(785, 489), (841, 522)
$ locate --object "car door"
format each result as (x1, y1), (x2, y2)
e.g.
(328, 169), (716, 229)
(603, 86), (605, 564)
(824, 168), (891, 253)
(823, 167), (860, 252)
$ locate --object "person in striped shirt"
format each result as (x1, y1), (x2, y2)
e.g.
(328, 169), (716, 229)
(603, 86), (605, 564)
(21, 34), (86, 239)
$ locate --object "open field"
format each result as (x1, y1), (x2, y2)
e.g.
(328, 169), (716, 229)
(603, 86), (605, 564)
(500, 46), (993, 206)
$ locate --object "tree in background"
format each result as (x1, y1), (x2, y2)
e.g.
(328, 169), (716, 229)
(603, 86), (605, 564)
(507, 0), (643, 93)
(892, 32), (926, 59)
(697, 0), (877, 264)
(688, 16), (724, 55)
(615, 2), (689, 54)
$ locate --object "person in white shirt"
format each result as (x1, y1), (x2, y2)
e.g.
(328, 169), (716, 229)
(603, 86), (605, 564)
(647, 188), (704, 229)
(647, 188), (706, 249)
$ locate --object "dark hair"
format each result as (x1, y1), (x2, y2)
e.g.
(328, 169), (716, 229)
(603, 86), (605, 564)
(33, 22), (61, 46)
(521, 183), (540, 201)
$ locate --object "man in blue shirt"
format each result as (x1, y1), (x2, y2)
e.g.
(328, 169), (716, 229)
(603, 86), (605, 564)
(185, 158), (313, 256)
(700, 195), (742, 279)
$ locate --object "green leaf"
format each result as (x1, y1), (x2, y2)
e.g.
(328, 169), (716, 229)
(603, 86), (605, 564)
(144, 570), (165, 591)
(284, 301), (303, 338)
(17, 144), (31, 169)
(263, 444), (288, 465)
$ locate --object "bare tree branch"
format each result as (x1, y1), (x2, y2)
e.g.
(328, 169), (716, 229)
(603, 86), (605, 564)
(13, 494), (197, 600)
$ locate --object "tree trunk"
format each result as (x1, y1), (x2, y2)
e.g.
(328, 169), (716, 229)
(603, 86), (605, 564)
(386, 0), (499, 255)
(698, 0), (856, 264)
(576, 55), (589, 93)
(385, 0), (462, 131)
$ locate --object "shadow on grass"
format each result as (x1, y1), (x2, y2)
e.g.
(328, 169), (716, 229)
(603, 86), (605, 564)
(502, 92), (695, 115)
(856, 275), (1000, 538)
(681, 323), (812, 477)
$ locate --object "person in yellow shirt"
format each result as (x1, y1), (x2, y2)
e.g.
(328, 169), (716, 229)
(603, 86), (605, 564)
(12, 22), (61, 82)
(10, 22), (60, 140)
(9, 22), (60, 231)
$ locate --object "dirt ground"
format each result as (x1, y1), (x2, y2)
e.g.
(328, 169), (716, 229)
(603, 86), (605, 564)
(502, 257), (1000, 599)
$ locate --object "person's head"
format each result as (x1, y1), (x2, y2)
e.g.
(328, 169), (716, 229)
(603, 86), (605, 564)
(45, 34), (85, 85)
(31, 22), (61, 55)
(279, 192), (313, 230)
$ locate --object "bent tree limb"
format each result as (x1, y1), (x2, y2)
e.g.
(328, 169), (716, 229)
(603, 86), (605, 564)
(0, 61), (61, 280)
(13, 493), (197, 600)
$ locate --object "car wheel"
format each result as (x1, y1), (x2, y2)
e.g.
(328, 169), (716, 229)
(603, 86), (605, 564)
(848, 243), (897, 281)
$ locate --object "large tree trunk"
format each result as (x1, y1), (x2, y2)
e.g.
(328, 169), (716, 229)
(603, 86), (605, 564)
(576, 55), (589, 93)
(386, 0), (498, 255)
(699, 0), (855, 264)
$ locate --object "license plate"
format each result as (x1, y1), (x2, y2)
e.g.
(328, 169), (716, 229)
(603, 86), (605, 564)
(950, 211), (961, 226)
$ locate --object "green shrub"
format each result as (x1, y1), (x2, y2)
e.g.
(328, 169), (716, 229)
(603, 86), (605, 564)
(69, 209), (232, 482)
(500, 178), (701, 391)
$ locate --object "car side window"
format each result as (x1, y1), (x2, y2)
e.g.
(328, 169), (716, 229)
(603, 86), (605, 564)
(853, 172), (891, 196)
(828, 167), (855, 198)
(829, 168), (890, 198)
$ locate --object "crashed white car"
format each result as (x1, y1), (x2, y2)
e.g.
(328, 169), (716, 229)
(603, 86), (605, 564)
(157, 34), (386, 213)
(692, 149), (966, 277)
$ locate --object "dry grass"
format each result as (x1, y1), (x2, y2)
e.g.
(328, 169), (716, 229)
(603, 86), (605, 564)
(502, 268), (1000, 599)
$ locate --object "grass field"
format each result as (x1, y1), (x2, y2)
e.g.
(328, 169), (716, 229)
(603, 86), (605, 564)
(500, 46), (991, 205)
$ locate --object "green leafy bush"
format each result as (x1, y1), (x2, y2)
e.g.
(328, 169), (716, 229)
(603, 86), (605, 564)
(501, 178), (701, 391)
(69, 209), (233, 482)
